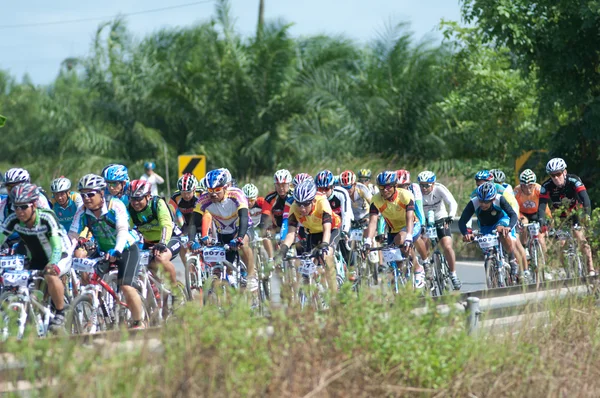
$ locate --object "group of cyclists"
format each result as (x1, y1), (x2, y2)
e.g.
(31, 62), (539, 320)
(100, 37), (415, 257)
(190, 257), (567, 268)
(0, 155), (594, 332)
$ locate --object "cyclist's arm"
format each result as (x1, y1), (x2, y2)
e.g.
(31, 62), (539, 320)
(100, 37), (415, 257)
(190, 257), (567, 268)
(322, 218), (332, 245)
(340, 189), (353, 233)
(0, 219), (16, 246)
(113, 200), (131, 253)
(156, 198), (174, 242)
(68, 207), (86, 247)
(237, 208), (249, 238)
(498, 196), (518, 229)
(365, 203), (380, 240)
(46, 215), (67, 263)
(439, 184), (458, 218)
(405, 199), (416, 237)
(537, 194), (549, 225)
(578, 189), (592, 216)
(282, 214), (298, 247)
(458, 201), (475, 235)
(73, 193), (84, 208)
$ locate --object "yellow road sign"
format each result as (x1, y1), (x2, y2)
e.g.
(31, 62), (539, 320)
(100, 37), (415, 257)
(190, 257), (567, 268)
(514, 150), (547, 185)
(178, 155), (206, 181)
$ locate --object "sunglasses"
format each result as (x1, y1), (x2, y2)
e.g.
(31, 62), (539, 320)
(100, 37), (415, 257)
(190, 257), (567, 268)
(130, 196), (146, 202)
(420, 184), (432, 189)
(342, 185), (353, 190)
(297, 201), (313, 208)
(107, 181), (122, 187)
(81, 192), (98, 199)
(317, 187), (331, 192)
(378, 185), (394, 190)
(14, 203), (31, 211)
(207, 186), (225, 194)
(398, 184), (410, 189)
(480, 199), (493, 204)
(549, 172), (563, 178)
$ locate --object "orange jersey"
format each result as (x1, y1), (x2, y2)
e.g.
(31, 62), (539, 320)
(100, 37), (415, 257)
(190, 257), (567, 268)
(514, 183), (551, 217)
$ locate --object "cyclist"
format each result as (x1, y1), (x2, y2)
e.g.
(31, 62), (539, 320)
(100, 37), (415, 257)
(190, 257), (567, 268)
(194, 169), (258, 292)
(472, 170), (525, 277)
(169, 173), (202, 263)
(315, 170), (353, 275)
(514, 169), (550, 252)
(459, 182), (519, 278)
(68, 174), (144, 328)
(50, 177), (83, 231)
(265, 169), (295, 241)
(292, 173), (313, 189)
(278, 179), (341, 290)
(417, 171), (462, 290)
(538, 158), (595, 275)
(242, 183), (274, 262)
(128, 179), (181, 297)
(102, 164), (130, 206)
(0, 183), (73, 332)
(396, 170), (430, 273)
(364, 171), (425, 289)
(140, 162), (165, 196)
(340, 170), (372, 223)
(357, 169), (379, 196)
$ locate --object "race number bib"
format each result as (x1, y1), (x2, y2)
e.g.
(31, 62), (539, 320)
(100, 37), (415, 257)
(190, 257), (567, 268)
(203, 247), (226, 263)
(382, 248), (404, 263)
(0, 255), (25, 271)
(298, 258), (317, 276)
(426, 227), (438, 240)
(72, 257), (100, 273)
(3, 270), (30, 287)
(527, 223), (540, 236)
(139, 250), (152, 266)
(349, 229), (363, 242)
(477, 235), (498, 249)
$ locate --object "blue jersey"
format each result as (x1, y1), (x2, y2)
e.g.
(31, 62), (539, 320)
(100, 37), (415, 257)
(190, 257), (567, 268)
(52, 192), (83, 231)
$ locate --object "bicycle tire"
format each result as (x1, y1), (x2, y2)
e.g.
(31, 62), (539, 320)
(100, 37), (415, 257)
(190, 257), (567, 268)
(485, 257), (500, 289)
(433, 252), (446, 296)
(67, 294), (112, 334)
(0, 291), (27, 340)
(529, 241), (545, 284)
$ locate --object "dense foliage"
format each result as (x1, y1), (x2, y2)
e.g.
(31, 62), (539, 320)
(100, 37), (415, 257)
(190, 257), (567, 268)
(1, 0), (597, 205)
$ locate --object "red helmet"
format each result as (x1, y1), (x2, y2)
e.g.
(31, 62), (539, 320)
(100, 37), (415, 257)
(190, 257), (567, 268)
(339, 170), (356, 187)
(396, 170), (411, 185)
(130, 180), (152, 198)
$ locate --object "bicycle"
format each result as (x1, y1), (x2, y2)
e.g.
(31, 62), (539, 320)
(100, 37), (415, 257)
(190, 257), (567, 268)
(283, 251), (329, 311)
(551, 226), (585, 279)
(522, 222), (546, 284)
(346, 219), (377, 293)
(201, 243), (248, 308)
(365, 244), (413, 295)
(250, 236), (272, 314)
(67, 256), (149, 333)
(471, 231), (513, 289)
(181, 235), (208, 304)
(424, 220), (452, 296)
(0, 255), (59, 339)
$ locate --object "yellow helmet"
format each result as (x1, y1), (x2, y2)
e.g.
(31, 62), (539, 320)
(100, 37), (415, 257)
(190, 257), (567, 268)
(358, 168), (372, 179)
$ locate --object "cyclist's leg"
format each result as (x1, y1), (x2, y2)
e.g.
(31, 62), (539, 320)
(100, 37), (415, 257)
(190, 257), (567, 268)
(117, 245), (143, 322)
(325, 229), (341, 290)
(573, 227), (594, 273)
(153, 238), (181, 286)
(43, 254), (71, 313)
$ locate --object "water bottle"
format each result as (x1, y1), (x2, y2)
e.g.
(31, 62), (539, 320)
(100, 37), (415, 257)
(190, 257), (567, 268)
(427, 210), (435, 227)
(36, 313), (45, 336)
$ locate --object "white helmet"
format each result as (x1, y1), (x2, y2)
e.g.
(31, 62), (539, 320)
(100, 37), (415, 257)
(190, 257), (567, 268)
(519, 169), (537, 184)
(293, 179), (317, 203)
(242, 183), (259, 199)
(50, 177), (72, 193)
(78, 174), (107, 191)
(546, 158), (567, 174)
(417, 171), (436, 183)
(274, 169), (292, 184)
(4, 168), (30, 184)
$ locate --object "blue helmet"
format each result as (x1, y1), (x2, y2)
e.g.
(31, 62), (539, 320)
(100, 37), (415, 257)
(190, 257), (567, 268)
(205, 169), (228, 189)
(376, 171), (397, 186)
(144, 162), (156, 170)
(315, 170), (334, 188)
(474, 170), (493, 181)
(476, 182), (497, 201)
(417, 171), (436, 183)
(103, 164), (129, 182)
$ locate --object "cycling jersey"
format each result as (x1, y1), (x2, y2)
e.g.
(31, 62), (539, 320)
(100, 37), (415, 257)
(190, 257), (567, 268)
(514, 183), (552, 218)
(327, 187), (353, 233)
(538, 174), (591, 221)
(264, 191), (293, 228)
(407, 183), (425, 225)
(52, 192), (83, 231)
(129, 197), (175, 243)
(248, 197), (272, 226)
(0, 194), (52, 242)
(288, 192), (341, 234)
(421, 183), (457, 220)
(195, 188), (251, 236)
(70, 197), (138, 253)
(458, 194), (518, 235)
(0, 208), (72, 268)
(169, 191), (200, 226)
(347, 183), (372, 221)
(370, 188), (416, 233)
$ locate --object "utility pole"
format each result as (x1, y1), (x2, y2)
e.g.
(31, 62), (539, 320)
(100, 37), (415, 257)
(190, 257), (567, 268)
(257, 0), (265, 41)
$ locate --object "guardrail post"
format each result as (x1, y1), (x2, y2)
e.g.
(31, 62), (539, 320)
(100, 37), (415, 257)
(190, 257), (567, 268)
(466, 297), (480, 335)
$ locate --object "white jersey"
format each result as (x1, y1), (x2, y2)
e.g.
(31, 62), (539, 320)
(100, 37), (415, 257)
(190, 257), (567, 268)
(366, 183), (379, 196)
(421, 183), (458, 221)
(139, 173), (165, 196)
(348, 183), (372, 221)
(328, 186), (354, 233)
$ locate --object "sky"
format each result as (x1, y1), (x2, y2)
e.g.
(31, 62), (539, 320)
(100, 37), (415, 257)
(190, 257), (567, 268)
(0, 0), (462, 85)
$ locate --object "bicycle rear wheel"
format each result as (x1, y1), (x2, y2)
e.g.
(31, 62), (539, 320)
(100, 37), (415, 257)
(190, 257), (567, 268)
(67, 294), (113, 334)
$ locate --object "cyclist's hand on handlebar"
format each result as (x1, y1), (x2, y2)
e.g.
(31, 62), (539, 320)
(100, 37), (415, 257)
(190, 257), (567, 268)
(312, 242), (330, 256)
(496, 226), (509, 237)
(463, 234), (474, 242)
(403, 238), (413, 251)
(190, 241), (202, 253)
